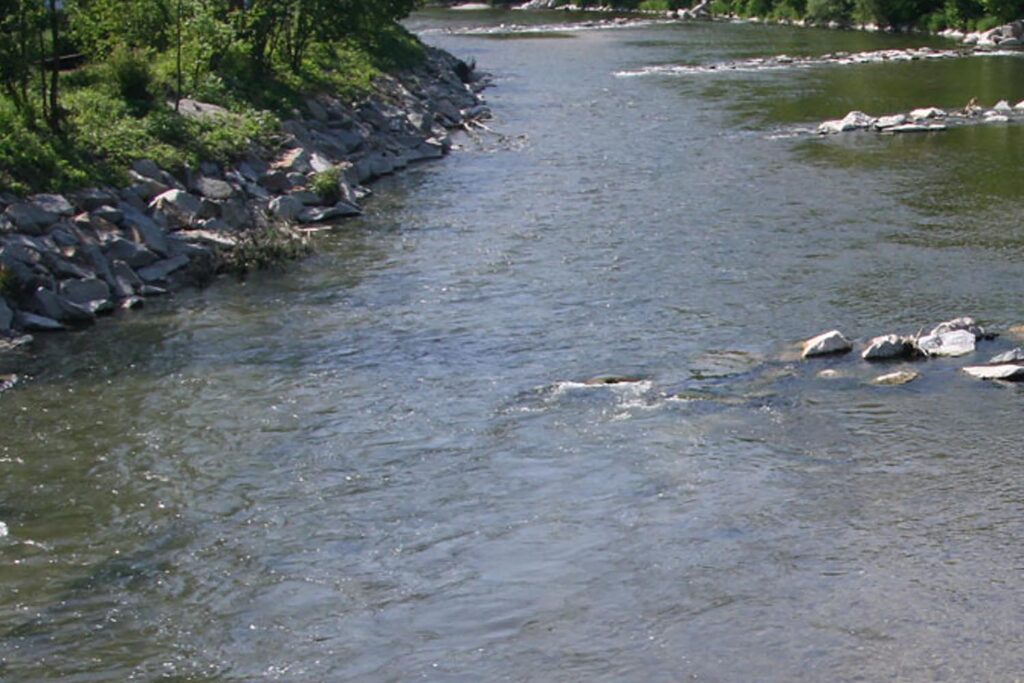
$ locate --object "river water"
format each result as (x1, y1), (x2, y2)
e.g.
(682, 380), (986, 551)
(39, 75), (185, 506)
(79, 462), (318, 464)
(3, 9), (1024, 681)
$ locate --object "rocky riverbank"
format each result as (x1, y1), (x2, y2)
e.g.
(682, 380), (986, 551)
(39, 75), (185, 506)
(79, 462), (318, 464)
(0, 46), (489, 358)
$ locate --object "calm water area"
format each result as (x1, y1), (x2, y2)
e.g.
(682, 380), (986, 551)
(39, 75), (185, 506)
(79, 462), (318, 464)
(3, 8), (1024, 681)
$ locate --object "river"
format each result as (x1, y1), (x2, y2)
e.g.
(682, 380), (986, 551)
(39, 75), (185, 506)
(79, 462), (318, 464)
(3, 8), (1024, 681)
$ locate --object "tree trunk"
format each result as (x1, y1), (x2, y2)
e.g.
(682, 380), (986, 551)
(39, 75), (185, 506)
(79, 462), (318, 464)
(47, 0), (60, 132)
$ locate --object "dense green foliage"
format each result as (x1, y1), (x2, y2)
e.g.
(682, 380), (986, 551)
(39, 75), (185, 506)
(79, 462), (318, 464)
(0, 0), (424, 193)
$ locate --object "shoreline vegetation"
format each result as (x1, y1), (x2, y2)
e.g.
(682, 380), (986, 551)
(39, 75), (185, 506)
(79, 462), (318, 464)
(0, 1), (490, 362)
(462, 0), (1024, 41)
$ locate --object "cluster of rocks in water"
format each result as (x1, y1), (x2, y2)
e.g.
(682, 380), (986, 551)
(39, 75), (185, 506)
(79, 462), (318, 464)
(0, 46), (488, 354)
(817, 98), (1024, 135)
(616, 46), (964, 77)
(943, 19), (1024, 47)
(802, 317), (1024, 385)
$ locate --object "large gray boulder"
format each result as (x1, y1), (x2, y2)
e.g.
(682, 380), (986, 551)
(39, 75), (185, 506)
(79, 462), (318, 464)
(862, 334), (913, 360)
(30, 194), (74, 217)
(193, 177), (236, 200)
(28, 286), (95, 324)
(104, 236), (159, 268)
(110, 260), (143, 299)
(68, 188), (119, 211)
(59, 277), (112, 312)
(802, 329), (853, 358)
(269, 195), (304, 222)
(150, 189), (203, 230)
(5, 202), (59, 235)
(120, 205), (170, 257)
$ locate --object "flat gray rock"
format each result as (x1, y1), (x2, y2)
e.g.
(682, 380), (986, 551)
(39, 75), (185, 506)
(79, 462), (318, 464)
(802, 329), (853, 358)
(297, 202), (362, 224)
(962, 364), (1024, 381)
(15, 310), (65, 331)
(988, 347), (1024, 365)
(137, 255), (189, 283)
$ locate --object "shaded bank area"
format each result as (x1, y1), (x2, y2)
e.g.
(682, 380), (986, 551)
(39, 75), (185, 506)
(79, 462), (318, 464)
(0, 44), (488, 373)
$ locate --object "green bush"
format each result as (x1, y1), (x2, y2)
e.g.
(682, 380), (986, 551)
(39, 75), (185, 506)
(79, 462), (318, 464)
(807, 0), (852, 22)
(225, 225), (311, 278)
(107, 47), (155, 111)
(310, 166), (343, 205)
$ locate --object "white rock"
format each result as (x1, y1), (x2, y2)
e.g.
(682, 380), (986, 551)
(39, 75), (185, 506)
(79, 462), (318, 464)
(818, 110), (876, 134)
(802, 329), (853, 358)
(915, 329), (976, 357)
(841, 110), (876, 128)
(818, 119), (849, 134)
(862, 334), (910, 360)
(993, 99), (1013, 113)
(984, 113), (1010, 123)
(872, 370), (919, 385)
(909, 107), (945, 120)
(929, 316), (986, 339)
(874, 114), (907, 129)
(886, 123), (946, 133)
(1014, 100), (1024, 111)
(962, 364), (1024, 381)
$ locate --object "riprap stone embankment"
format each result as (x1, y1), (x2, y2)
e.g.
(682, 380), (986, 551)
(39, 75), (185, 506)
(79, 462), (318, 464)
(0, 46), (489, 354)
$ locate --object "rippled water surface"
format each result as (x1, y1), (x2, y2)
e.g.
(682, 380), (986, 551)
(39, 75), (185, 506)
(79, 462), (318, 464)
(4, 9), (1024, 681)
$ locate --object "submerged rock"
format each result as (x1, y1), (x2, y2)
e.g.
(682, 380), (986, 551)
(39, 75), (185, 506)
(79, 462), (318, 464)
(962, 364), (1024, 381)
(886, 123), (947, 133)
(862, 334), (912, 360)
(872, 370), (919, 385)
(802, 330), (852, 358)
(583, 374), (646, 386)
